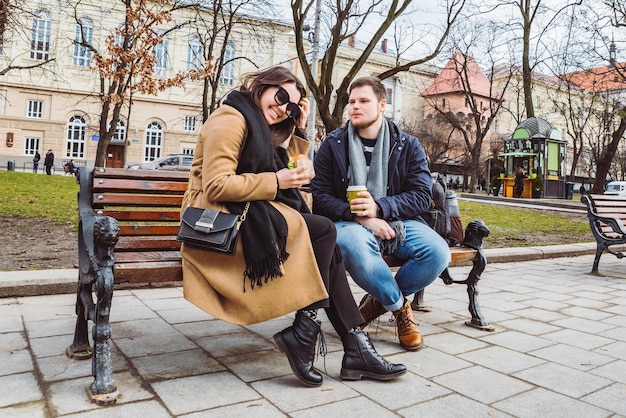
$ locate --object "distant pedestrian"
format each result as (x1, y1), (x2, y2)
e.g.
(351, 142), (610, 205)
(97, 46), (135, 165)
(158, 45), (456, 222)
(44, 149), (54, 175)
(32, 151), (41, 173)
(514, 166), (526, 198)
(64, 159), (76, 176)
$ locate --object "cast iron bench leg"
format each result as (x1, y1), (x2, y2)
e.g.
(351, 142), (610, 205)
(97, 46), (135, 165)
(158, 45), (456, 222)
(411, 289), (431, 311)
(67, 215), (120, 405)
(414, 220), (494, 331)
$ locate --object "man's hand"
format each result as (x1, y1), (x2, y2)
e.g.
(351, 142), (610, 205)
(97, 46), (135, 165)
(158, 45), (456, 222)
(355, 217), (396, 240)
(351, 191), (395, 240)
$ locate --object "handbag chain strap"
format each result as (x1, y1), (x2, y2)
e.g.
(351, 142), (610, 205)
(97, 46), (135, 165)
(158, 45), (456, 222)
(186, 171), (251, 221)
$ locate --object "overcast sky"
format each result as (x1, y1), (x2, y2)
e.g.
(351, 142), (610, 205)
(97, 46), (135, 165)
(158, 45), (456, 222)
(269, 1), (622, 72)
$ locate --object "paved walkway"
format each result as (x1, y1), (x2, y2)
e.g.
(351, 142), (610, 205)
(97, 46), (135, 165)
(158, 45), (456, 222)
(1, 249), (625, 417)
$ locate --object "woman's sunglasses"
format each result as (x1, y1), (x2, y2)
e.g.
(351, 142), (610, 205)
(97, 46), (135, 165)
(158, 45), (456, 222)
(274, 86), (301, 120)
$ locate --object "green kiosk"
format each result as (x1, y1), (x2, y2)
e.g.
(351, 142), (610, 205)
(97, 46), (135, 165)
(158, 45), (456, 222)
(500, 117), (567, 199)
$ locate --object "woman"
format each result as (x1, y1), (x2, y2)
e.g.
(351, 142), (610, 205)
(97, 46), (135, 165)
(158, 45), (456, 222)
(181, 66), (406, 387)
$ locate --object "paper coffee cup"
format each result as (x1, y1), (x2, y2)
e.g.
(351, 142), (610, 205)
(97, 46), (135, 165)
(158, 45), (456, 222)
(347, 185), (366, 213)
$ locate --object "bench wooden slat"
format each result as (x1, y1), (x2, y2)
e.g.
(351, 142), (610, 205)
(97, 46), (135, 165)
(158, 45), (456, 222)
(93, 177), (189, 193)
(115, 236), (181, 251)
(114, 261), (183, 283)
(93, 193), (184, 207)
(114, 250), (181, 263)
(92, 167), (190, 182)
(384, 246), (477, 267)
(101, 210), (180, 222)
(117, 225), (181, 236)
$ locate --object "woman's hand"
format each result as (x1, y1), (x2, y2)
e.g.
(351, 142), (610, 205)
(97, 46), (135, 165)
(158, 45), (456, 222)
(276, 166), (312, 189)
(296, 97), (309, 131)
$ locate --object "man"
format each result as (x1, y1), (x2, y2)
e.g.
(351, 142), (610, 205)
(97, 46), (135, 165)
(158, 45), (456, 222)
(311, 76), (449, 351)
(44, 149), (54, 175)
(32, 150), (41, 173)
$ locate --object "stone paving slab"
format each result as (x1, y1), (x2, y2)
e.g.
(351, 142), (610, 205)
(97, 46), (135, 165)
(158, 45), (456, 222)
(0, 253), (625, 416)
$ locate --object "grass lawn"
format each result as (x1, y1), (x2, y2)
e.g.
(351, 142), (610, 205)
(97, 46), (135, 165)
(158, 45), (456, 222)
(0, 170), (79, 225)
(0, 170), (593, 247)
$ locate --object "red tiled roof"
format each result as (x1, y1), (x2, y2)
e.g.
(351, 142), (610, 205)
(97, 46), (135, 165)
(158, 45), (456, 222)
(561, 63), (626, 93)
(421, 51), (501, 99)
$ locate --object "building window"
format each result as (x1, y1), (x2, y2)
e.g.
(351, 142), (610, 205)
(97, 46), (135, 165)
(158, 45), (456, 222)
(536, 96), (541, 108)
(112, 119), (126, 143)
(464, 98), (470, 108)
(385, 87), (393, 105)
(219, 42), (235, 85)
(66, 115), (86, 158)
(153, 34), (168, 77)
(182, 148), (194, 155)
(184, 115), (196, 132)
(441, 98), (446, 108)
(24, 137), (41, 156)
(73, 18), (93, 67)
(30, 10), (51, 60)
(144, 121), (163, 161)
(187, 35), (203, 71)
(27, 100), (43, 118)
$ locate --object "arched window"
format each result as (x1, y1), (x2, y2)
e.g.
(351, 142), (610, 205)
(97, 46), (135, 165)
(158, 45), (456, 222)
(219, 41), (235, 85)
(144, 121), (163, 161)
(112, 119), (126, 144)
(73, 17), (93, 66)
(66, 115), (86, 158)
(30, 10), (51, 60)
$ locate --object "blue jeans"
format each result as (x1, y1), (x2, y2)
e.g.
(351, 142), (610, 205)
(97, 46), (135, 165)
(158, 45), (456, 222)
(335, 219), (450, 312)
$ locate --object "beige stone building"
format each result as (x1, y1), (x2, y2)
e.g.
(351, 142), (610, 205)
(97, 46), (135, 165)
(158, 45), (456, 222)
(0, 0), (295, 171)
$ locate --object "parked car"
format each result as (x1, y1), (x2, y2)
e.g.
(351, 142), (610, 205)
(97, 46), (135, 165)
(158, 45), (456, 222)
(604, 181), (626, 197)
(126, 154), (193, 171)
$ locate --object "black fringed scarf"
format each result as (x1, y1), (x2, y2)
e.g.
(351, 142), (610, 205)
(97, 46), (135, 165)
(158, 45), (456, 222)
(223, 90), (309, 292)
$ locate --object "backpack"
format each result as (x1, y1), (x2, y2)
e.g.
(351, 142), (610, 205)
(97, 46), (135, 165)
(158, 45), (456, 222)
(424, 174), (464, 246)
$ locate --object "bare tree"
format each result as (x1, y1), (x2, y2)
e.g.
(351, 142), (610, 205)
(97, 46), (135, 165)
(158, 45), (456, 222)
(420, 18), (513, 192)
(579, 0), (626, 192)
(486, 0), (583, 119)
(291, 0), (466, 133)
(69, 0), (200, 167)
(401, 113), (459, 171)
(189, 0), (275, 122)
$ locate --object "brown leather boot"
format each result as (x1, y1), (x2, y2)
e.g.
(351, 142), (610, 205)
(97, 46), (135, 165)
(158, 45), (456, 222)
(358, 294), (387, 329)
(393, 299), (423, 351)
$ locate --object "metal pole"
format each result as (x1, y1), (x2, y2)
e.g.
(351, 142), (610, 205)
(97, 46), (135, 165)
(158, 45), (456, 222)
(307, 0), (321, 160)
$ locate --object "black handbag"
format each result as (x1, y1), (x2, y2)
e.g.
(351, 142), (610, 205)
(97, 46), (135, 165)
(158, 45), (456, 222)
(177, 203), (250, 255)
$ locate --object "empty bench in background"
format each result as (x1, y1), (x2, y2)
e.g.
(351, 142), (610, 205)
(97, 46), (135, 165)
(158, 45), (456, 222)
(581, 193), (626, 275)
(65, 167), (492, 405)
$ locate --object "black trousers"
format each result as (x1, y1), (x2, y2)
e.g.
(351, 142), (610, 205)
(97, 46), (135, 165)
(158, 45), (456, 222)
(301, 213), (364, 337)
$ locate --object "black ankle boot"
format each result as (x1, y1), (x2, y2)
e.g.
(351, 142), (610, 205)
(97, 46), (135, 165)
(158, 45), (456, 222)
(340, 328), (406, 381)
(273, 310), (323, 387)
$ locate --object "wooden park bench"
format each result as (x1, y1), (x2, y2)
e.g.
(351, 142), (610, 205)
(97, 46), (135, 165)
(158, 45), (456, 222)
(581, 193), (626, 275)
(66, 167), (491, 405)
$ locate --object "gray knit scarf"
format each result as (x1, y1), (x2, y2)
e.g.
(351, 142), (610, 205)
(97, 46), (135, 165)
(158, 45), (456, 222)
(347, 120), (406, 254)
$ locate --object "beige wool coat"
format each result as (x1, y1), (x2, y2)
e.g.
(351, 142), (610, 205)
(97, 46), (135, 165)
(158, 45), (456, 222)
(181, 105), (328, 325)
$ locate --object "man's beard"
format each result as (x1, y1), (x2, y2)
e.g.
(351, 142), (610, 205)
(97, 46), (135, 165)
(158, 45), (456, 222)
(350, 115), (378, 130)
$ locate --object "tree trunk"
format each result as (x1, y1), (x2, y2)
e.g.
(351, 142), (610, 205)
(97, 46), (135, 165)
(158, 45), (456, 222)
(592, 117), (626, 193)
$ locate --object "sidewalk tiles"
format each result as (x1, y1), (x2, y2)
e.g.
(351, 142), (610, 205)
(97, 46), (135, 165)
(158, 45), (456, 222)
(1, 253), (625, 417)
